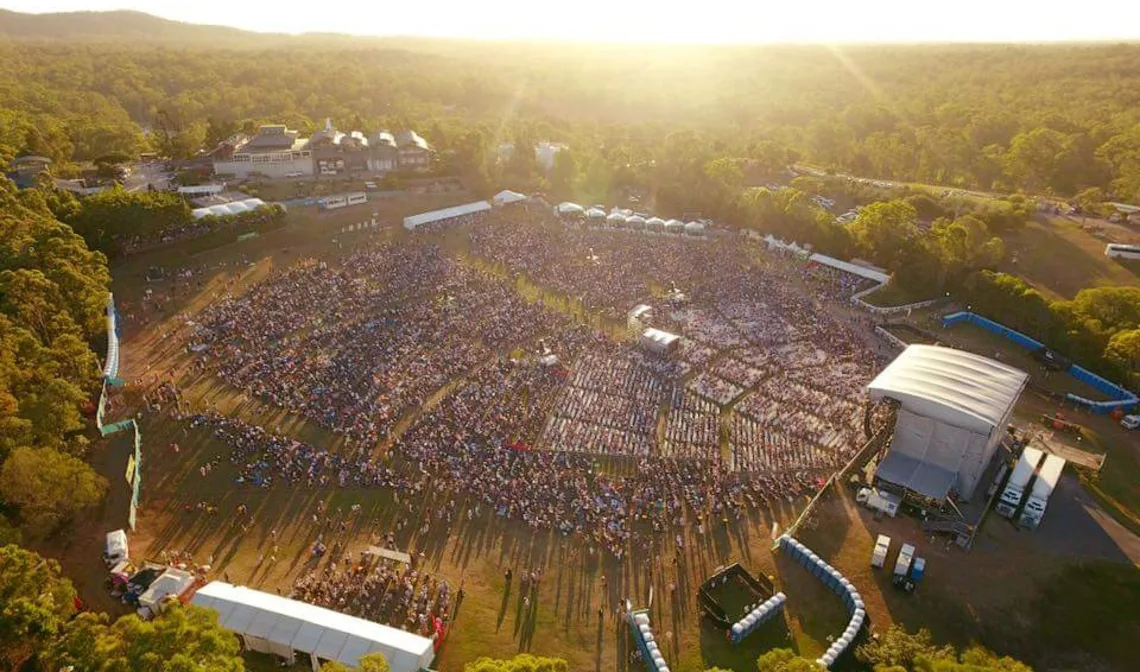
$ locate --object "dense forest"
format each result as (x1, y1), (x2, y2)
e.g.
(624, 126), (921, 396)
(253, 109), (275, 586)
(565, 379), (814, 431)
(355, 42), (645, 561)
(2, 34), (1140, 202)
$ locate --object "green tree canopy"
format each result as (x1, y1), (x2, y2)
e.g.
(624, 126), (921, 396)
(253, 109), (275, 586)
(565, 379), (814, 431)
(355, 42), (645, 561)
(0, 446), (107, 536)
(0, 544), (78, 671)
(464, 654), (569, 672)
(46, 603), (244, 672)
(755, 648), (821, 672)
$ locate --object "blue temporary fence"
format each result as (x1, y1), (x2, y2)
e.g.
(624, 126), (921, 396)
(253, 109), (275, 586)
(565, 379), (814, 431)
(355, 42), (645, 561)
(778, 536), (865, 669)
(98, 292), (141, 530)
(941, 311), (1137, 414)
(103, 293), (121, 380)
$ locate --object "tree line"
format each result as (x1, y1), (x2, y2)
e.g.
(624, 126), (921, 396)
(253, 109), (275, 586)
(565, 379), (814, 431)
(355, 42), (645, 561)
(1, 41), (1140, 203)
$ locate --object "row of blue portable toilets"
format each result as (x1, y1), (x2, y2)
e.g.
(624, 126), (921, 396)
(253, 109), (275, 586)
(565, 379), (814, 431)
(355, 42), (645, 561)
(630, 611), (672, 672)
(778, 535), (867, 669)
(728, 592), (786, 644)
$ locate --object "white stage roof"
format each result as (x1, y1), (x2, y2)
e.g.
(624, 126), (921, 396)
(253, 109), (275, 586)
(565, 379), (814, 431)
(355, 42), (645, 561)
(868, 344), (1028, 434)
(403, 201), (491, 230)
(192, 582), (434, 672)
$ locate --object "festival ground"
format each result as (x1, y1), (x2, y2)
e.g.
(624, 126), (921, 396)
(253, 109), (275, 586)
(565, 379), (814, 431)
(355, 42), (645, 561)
(43, 200), (1140, 672)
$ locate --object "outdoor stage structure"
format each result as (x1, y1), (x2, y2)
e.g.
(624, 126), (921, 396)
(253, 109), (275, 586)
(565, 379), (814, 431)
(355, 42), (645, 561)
(867, 344), (1029, 506)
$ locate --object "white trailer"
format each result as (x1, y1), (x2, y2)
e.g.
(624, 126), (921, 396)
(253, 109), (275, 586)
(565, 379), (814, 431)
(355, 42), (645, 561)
(996, 446), (1044, 518)
(1018, 454), (1066, 529)
(871, 534), (891, 568)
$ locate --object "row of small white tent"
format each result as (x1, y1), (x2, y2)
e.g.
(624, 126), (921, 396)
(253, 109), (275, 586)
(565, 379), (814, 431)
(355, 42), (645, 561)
(555, 202), (705, 233)
(191, 198), (269, 220)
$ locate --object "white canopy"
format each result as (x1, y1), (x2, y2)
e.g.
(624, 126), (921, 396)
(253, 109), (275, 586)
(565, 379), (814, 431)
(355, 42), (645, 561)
(492, 190), (527, 206)
(639, 328), (681, 355)
(684, 221), (705, 233)
(627, 214), (647, 226)
(554, 202), (585, 215)
(403, 200), (491, 230)
(192, 198), (268, 220)
(645, 216), (666, 227)
(607, 212), (628, 224)
(139, 568), (195, 610)
(193, 582), (434, 672)
(585, 207), (606, 219)
(868, 344), (1028, 434)
(809, 253), (891, 285)
(178, 184), (225, 196)
(664, 219), (685, 231)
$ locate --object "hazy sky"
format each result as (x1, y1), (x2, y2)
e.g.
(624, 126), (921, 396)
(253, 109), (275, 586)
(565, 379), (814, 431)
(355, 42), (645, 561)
(5, 0), (1140, 43)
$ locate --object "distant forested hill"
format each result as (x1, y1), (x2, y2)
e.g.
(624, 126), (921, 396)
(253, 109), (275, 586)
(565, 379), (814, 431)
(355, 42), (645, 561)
(0, 9), (278, 45)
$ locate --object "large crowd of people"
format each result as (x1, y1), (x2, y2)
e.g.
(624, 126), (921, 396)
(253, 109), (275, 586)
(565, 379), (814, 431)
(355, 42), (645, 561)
(155, 203), (897, 634)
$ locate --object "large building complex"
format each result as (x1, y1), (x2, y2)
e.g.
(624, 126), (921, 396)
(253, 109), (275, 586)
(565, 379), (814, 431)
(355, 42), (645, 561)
(211, 119), (433, 179)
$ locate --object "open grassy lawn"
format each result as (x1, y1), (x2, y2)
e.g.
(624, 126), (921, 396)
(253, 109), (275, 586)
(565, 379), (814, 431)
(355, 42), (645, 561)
(997, 216), (1140, 300)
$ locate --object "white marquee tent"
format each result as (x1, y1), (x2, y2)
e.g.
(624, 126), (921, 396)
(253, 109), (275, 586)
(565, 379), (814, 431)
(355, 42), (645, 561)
(585, 207), (606, 219)
(554, 202), (585, 216)
(684, 221), (705, 235)
(191, 198), (269, 220)
(639, 328), (681, 356)
(607, 212), (628, 225)
(492, 189), (527, 206)
(868, 344), (1028, 501)
(192, 582), (435, 672)
(808, 253), (890, 285)
(403, 200), (491, 230)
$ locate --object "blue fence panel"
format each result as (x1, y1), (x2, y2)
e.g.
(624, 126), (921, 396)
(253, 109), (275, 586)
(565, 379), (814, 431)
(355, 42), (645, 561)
(942, 312), (1137, 414)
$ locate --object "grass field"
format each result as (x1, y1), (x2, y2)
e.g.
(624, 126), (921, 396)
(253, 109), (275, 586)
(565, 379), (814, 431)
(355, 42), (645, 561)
(997, 216), (1140, 300)
(858, 282), (933, 308)
(47, 200), (1140, 672)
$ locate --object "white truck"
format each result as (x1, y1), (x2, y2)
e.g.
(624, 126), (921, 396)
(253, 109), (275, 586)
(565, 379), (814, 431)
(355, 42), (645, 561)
(1122, 414), (1140, 430)
(893, 543), (915, 580)
(1018, 454), (1066, 529)
(871, 534), (891, 568)
(996, 446), (1044, 518)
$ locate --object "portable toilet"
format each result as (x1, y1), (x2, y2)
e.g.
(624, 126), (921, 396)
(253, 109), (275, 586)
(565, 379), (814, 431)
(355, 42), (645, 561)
(911, 557), (926, 583)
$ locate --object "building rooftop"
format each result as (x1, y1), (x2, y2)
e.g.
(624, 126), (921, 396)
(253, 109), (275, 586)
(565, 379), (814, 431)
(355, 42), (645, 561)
(867, 344), (1028, 434)
(395, 130), (431, 151)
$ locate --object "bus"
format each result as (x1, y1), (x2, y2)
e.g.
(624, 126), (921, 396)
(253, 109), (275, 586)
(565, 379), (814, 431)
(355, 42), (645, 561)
(1105, 243), (1140, 260)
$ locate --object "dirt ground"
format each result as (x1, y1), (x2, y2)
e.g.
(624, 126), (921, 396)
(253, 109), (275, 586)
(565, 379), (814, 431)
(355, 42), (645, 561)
(36, 205), (1140, 672)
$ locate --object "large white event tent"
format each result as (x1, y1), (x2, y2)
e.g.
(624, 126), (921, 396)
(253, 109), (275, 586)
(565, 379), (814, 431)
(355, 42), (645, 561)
(192, 582), (435, 672)
(607, 212), (628, 226)
(492, 189), (527, 206)
(684, 221), (706, 235)
(191, 198), (269, 220)
(868, 344), (1028, 502)
(664, 219), (685, 233)
(554, 202), (585, 216)
(585, 207), (606, 220)
(403, 200), (491, 230)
